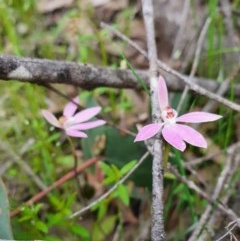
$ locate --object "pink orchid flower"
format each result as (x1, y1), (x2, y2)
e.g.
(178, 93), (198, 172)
(41, 96), (106, 138)
(134, 76), (222, 151)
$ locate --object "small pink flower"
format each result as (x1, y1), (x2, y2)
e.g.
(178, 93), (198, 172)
(41, 96), (106, 138)
(134, 76), (222, 151)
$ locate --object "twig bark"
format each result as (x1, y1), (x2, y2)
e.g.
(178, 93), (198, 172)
(169, 164), (239, 221)
(69, 152), (149, 219)
(10, 156), (102, 217)
(177, 17), (212, 112)
(0, 54), (148, 89)
(141, 0), (165, 240)
(189, 142), (240, 241)
(2, 54), (240, 98)
(100, 23), (240, 112)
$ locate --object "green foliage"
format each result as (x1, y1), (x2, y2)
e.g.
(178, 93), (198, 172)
(100, 160), (137, 206)
(0, 179), (13, 239)
(92, 215), (117, 241)
(105, 127), (152, 188)
(0, 1), (236, 240)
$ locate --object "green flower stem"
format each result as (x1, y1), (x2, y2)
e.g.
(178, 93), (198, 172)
(163, 142), (170, 171)
(67, 136), (84, 201)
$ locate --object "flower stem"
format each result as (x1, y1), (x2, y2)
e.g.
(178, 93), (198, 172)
(163, 143), (170, 171)
(67, 136), (85, 201)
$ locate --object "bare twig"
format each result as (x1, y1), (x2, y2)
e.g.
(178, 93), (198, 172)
(215, 219), (240, 241)
(0, 138), (46, 191)
(69, 151), (149, 219)
(199, 0), (240, 115)
(0, 54), (148, 89)
(134, 218), (151, 241)
(220, 0), (240, 63)
(141, 0), (165, 240)
(2, 54), (240, 98)
(169, 164), (239, 221)
(177, 17), (212, 112)
(194, 66), (239, 129)
(192, 142), (240, 241)
(101, 23), (240, 112)
(171, 0), (191, 59)
(10, 156), (102, 217)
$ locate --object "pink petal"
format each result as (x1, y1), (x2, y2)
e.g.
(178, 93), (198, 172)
(176, 112), (222, 123)
(162, 125), (186, 151)
(66, 129), (88, 138)
(41, 110), (61, 128)
(71, 106), (102, 124)
(175, 124), (207, 148)
(158, 76), (169, 111)
(69, 120), (106, 130)
(134, 123), (162, 142)
(63, 96), (79, 117)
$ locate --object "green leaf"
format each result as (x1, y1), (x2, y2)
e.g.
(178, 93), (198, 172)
(100, 162), (113, 177)
(0, 178), (13, 239)
(105, 127), (152, 189)
(164, 172), (176, 180)
(96, 201), (108, 221)
(71, 224), (90, 238)
(121, 53), (150, 95)
(120, 160), (137, 176)
(115, 184), (129, 206)
(92, 215), (117, 241)
(111, 164), (120, 179)
(35, 220), (48, 233)
(102, 175), (117, 185)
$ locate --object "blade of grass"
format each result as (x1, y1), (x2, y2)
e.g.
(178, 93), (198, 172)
(121, 53), (150, 95)
(0, 178), (13, 239)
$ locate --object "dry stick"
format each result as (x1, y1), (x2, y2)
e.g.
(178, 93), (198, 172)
(69, 151), (150, 219)
(171, 0), (191, 59)
(188, 9), (240, 238)
(194, 66), (240, 130)
(195, 143), (240, 241)
(0, 55), (148, 90)
(200, 0), (240, 115)
(134, 218), (152, 241)
(220, 0), (240, 64)
(141, 0), (165, 240)
(0, 138), (46, 191)
(10, 156), (102, 217)
(183, 150), (221, 168)
(177, 17), (212, 112)
(216, 219), (240, 241)
(2, 54), (240, 98)
(0, 138), (34, 175)
(100, 22), (240, 113)
(169, 164), (239, 221)
(186, 142), (240, 241)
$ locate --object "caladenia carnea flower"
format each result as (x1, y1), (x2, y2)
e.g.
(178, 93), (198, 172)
(134, 76), (222, 152)
(41, 96), (106, 138)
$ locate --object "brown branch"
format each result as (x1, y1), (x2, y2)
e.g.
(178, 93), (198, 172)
(0, 54), (147, 90)
(10, 156), (103, 217)
(70, 152), (149, 219)
(1, 54), (240, 98)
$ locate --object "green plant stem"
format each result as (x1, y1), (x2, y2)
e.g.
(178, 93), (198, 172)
(67, 136), (84, 201)
(163, 143), (170, 171)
